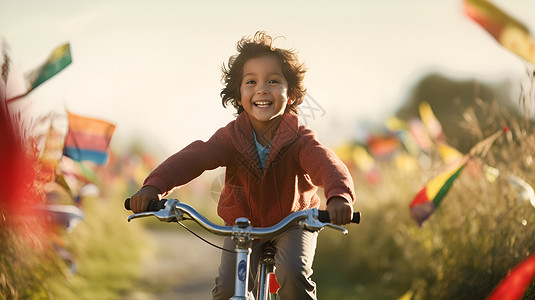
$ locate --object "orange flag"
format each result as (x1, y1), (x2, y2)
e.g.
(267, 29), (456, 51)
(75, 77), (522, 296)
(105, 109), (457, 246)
(63, 111), (115, 165)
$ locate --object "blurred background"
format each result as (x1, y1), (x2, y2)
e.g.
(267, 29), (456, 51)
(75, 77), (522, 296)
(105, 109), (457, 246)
(2, 0), (533, 155)
(1, 0), (535, 299)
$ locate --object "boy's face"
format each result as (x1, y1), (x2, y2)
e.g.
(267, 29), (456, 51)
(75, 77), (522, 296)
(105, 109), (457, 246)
(239, 55), (289, 133)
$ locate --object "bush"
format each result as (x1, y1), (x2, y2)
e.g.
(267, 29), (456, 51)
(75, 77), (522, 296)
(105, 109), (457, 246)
(315, 105), (535, 300)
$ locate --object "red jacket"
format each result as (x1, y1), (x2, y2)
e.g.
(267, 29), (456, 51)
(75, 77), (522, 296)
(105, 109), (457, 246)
(143, 111), (355, 227)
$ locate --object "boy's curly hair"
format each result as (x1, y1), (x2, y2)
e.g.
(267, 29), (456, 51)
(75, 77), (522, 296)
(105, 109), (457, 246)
(220, 31), (307, 114)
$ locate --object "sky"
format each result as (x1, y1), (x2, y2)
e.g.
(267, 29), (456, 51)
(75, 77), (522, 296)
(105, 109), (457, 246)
(1, 0), (534, 158)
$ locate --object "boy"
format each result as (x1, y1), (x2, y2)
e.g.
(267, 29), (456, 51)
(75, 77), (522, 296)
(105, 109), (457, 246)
(129, 31), (356, 299)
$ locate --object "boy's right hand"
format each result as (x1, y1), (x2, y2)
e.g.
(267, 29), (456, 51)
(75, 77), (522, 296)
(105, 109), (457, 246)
(129, 185), (162, 213)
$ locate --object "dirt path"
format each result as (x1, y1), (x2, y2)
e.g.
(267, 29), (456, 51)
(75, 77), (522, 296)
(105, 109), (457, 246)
(123, 228), (224, 300)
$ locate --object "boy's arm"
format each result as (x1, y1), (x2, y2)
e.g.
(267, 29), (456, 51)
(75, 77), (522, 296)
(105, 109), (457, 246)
(131, 128), (231, 212)
(143, 140), (223, 194)
(298, 130), (356, 225)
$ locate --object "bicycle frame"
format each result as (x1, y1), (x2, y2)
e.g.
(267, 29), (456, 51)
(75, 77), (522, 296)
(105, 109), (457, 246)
(127, 199), (354, 299)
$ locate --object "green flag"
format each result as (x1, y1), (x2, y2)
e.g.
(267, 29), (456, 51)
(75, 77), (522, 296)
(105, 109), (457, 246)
(26, 43), (72, 91)
(6, 43), (72, 103)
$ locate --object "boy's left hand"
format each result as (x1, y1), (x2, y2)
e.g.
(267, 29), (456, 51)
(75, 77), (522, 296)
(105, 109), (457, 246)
(326, 197), (354, 225)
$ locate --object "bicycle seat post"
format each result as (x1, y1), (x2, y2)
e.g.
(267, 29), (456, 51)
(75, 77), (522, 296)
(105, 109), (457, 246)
(257, 243), (277, 300)
(231, 217), (253, 300)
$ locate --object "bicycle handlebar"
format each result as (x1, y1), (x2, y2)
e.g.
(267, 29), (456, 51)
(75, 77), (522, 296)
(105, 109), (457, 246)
(124, 198), (360, 224)
(125, 198), (360, 238)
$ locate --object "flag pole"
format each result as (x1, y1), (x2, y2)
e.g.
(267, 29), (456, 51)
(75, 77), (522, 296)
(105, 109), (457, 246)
(5, 90), (29, 104)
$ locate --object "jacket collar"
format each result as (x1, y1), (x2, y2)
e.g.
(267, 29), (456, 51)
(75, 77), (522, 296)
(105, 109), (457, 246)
(231, 111), (300, 174)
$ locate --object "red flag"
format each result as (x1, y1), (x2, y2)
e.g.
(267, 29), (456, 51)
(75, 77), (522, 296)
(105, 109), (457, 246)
(487, 253), (535, 300)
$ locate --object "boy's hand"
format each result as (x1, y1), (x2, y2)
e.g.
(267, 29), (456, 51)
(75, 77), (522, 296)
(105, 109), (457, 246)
(326, 196), (354, 225)
(129, 185), (162, 213)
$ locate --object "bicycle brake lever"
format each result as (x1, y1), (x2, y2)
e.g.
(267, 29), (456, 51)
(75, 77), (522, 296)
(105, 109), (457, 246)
(127, 199), (183, 222)
(302, 219), (348, 235)
(324, 223), (348, 235)
(300, 209), (348, 235)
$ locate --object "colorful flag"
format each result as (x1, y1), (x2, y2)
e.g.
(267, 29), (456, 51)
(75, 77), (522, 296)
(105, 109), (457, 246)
(464, 0), (535, 65)
(408, 119), (434, 152)
(418, 102), (446, 143)
(352, 144), (375, 173)
(409, 127), (506, 225)
(436, 142), (464, 165)
(366, 134), (401, 158)
(334, 143), (356, 166)
(27, 43), (72, 91)
(352, 145), (381, 185)
(7, 43), (72, 103)
(397, 289), (414, 300)
(39, 123), (64, 182)
(486, 253), (535, 300)
(385, 117), (420, 156)
(409, 163), (466, 226)
(63, 111), (115, 165)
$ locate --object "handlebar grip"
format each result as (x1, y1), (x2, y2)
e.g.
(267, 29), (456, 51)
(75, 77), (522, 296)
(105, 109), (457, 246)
(318, 210), (361, 224)
(124, 198), (167, 211)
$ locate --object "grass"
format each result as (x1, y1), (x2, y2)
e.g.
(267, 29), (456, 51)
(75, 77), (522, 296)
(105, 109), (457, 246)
(314, 102), (535, 299)
(0, 219), (65, 299)
(49, 194), (150, 300)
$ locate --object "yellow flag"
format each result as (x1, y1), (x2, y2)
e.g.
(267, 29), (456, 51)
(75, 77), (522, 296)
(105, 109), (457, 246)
(419, 102), (446, 143)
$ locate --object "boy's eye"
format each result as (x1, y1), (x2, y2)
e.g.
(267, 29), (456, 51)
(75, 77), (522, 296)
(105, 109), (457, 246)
(269, 79), (280, 84)
(245, 80), (256, 84)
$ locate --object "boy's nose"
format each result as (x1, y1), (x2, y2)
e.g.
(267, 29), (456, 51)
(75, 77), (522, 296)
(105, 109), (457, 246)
(256, 83), (268, 94)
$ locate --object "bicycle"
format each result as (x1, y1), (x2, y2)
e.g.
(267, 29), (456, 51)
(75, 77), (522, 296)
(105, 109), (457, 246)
(125, 198), (360, 300)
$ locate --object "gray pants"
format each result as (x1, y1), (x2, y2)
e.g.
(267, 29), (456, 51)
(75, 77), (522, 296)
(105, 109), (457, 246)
(212, 227), (318, 300)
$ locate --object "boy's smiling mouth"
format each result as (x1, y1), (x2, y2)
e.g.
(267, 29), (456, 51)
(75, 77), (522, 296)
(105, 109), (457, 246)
(254, 101), (272, 108)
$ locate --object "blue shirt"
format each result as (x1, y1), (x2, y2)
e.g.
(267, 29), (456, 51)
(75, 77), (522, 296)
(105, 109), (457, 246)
(253, 130), (270, 170)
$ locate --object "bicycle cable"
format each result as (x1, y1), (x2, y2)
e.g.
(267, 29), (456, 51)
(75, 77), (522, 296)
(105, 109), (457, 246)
(176, 219), (234, 253)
